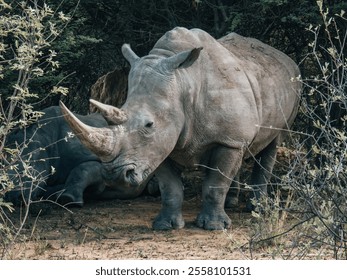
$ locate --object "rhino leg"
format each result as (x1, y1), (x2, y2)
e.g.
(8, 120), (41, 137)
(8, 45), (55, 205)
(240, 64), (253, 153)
(197, 147), (243, 230)
(42, 183), (66, 200)
(225, 172), (240, 208)
(146, 175), (160, 196)
(247, 136), (279, 211)
(58, 161), (105, 207)
(152, 160), (185, 230)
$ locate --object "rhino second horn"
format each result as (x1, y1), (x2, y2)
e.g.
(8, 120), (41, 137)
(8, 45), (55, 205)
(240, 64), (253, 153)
(90, 99), (127, 125)
(59, 101), (117, 162)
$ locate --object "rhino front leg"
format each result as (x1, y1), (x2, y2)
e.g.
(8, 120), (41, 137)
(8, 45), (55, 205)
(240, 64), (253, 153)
(152, 160), (185, 230)
(58, 161), (105, 207)
(197, 146), (243, 230)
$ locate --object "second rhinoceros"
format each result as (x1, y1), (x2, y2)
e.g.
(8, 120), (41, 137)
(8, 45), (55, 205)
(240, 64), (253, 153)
(3, 106), (149, 206)
(61, 27), (301, 230)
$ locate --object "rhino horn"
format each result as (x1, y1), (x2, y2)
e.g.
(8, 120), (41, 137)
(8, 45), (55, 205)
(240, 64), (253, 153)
(90, 99), (127, 125)
(59, 101), (117, 161)
(121, 44), (139, 67)
(165, 47), (203, 70)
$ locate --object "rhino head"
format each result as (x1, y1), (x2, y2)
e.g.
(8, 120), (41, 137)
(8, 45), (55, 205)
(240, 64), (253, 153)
(60, 44), (202, 188)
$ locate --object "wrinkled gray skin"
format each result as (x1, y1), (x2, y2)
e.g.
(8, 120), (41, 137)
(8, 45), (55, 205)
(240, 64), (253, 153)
(4, 106), (147, 207)
(61, 28), (301, 230)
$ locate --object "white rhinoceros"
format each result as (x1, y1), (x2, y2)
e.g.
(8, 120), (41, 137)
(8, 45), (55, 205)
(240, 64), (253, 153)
(60, 27), (301, 230)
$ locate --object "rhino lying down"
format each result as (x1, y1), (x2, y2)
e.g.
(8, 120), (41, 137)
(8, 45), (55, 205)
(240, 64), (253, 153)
(61, 27), (301, 230)
(4, 106), (151, 206)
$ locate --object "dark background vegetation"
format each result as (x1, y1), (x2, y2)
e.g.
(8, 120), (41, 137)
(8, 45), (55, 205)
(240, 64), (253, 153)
(1, 0), (345, 113)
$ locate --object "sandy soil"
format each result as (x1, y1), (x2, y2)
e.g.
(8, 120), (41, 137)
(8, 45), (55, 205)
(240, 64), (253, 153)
(6, 195), (264, 260)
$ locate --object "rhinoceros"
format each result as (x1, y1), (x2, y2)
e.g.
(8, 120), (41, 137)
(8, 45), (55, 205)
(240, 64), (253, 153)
(3, 106), (149, 206)
(61, 27), (301, 230)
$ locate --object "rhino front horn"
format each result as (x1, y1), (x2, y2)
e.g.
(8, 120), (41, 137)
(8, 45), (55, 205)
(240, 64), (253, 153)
(59, 101), (117, 162)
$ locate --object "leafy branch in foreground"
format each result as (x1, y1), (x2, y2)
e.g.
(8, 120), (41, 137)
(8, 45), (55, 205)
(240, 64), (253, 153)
(0, 0), (71, 259)
(244, 1), (347, 259)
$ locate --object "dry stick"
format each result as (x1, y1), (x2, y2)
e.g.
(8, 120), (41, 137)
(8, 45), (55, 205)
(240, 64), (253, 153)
(67, 219), (108, 240)
(194, 164), (232, 181)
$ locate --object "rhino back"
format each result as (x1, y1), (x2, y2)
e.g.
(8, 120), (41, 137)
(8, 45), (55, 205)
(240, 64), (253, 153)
(151, 27), (301, 156)
(8, 106), (107, 185)
(50, 108), (107, 183)
(33, 107), (98, 165)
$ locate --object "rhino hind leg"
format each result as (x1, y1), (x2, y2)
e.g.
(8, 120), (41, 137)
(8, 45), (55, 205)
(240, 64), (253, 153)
(246, 136), (279, 211)
(224, 172), (240, 208)
(58, 161), (104, 207)
(152, 160), (185, 230)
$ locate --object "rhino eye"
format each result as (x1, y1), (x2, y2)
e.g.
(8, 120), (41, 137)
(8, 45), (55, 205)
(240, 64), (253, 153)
(145, 121), (154, 128)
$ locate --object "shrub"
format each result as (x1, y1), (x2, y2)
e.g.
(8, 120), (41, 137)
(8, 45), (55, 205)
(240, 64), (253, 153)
(246, 1), (347, 259)
(0, 0), (70, 259)
(291, 1), (347, 259)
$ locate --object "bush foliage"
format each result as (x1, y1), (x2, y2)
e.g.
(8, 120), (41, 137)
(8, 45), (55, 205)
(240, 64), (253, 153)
(0, 0), (70, 258)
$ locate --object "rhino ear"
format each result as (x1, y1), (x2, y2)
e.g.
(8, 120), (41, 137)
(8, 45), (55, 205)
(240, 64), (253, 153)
(121, 44), (139, 67)
(165, 47), (203, 70)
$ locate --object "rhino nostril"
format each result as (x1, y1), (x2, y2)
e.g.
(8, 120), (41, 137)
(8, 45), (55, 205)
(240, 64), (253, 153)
(124, 166), (136, 180)
(126, 169), (134, 178)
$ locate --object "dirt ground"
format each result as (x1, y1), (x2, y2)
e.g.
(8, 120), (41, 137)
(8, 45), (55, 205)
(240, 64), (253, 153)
(6, 194), (267, 260)
(2, 149), (315, 260)
(4, 148), (332, 260)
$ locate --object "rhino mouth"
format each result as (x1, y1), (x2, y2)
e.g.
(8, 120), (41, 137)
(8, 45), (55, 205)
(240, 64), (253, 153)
(142, 169), (151, 181)
(124, 165), (152, 187)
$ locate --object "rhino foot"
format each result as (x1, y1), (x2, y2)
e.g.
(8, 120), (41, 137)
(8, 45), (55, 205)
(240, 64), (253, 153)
(196, 210), (231, 230)
(58, 193), (84, 208)
(153, 213), (185, 230)
(246, 200), (255, 212)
